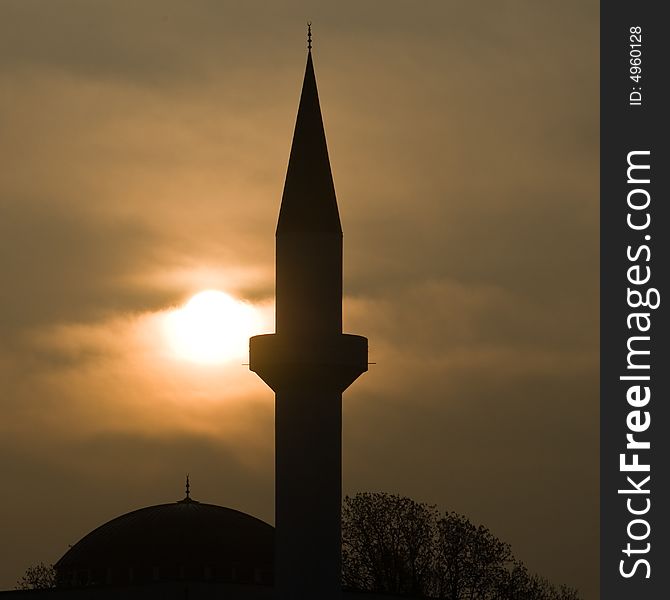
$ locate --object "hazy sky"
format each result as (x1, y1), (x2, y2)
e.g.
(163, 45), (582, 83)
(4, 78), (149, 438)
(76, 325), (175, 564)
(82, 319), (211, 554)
(0, 1), (598, 597)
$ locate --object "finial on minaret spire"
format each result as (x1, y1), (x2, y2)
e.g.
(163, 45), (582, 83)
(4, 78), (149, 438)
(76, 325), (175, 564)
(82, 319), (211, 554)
(185, 473), (190, 499)
(307, 21), (312, 51)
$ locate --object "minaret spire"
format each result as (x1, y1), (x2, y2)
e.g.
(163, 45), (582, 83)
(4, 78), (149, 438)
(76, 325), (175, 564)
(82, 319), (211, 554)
(307, 21), (312, 51)
(277, 35), (341, 236)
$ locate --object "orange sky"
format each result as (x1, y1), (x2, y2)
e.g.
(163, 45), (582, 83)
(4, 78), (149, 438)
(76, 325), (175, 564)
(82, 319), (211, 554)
(0, 1), (598, 597)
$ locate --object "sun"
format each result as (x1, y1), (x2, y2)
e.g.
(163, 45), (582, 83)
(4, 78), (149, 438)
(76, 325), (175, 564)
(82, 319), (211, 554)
(164, 290), (261, 364)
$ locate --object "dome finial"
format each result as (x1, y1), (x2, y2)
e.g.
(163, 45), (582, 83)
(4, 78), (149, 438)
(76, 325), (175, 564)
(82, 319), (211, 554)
(185, 474), (190, 499)
(307, 21), (312, 51)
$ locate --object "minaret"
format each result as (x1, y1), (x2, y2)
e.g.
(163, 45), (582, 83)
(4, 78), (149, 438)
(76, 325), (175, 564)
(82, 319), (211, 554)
(250, 27), (368, 600)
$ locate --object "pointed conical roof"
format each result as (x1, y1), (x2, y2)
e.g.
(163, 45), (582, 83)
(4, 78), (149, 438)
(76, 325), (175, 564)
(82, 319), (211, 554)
(277, 50), (342, 234)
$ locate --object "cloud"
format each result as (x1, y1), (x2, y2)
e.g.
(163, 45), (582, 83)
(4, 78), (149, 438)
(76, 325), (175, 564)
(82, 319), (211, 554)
(0, 203), (165, 336)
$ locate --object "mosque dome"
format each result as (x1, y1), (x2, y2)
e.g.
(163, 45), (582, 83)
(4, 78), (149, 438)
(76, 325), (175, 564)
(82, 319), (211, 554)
(54, 492), (274, 589)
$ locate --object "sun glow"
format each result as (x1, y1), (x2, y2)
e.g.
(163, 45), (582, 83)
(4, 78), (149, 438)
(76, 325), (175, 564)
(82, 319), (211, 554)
(164, 290), (261, 364)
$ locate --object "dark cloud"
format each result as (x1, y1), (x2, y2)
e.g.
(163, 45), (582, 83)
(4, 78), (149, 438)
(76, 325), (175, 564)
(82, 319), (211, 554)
(0, 201), (168, 336)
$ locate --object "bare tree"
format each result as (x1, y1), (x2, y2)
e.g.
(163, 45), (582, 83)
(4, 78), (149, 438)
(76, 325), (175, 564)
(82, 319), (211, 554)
(342, 492), (437, 596)
(492, 564), (582, 600)
(434, 512), (513, 600)
(342, 492), (583, 600)
(555, 584), (581, 600)
(16, 562), (56, 590)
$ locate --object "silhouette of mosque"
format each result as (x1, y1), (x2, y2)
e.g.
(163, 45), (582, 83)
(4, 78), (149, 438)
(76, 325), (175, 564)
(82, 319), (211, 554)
(54, 478), (274, 589)
(0, 31), (374, 600)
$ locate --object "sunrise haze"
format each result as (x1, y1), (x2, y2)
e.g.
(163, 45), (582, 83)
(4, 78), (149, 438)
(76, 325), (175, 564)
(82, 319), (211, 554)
(0, 1), (598, 598)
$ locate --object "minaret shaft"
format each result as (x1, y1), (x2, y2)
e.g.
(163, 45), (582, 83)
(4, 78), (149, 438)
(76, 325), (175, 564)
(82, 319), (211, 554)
(275, 391), (342, 597)
(276, 232), (342, 336)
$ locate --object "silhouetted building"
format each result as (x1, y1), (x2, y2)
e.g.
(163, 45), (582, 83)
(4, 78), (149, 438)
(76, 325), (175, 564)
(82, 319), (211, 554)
(250, 26), (367, 600)
(54, 489), (273, 589)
